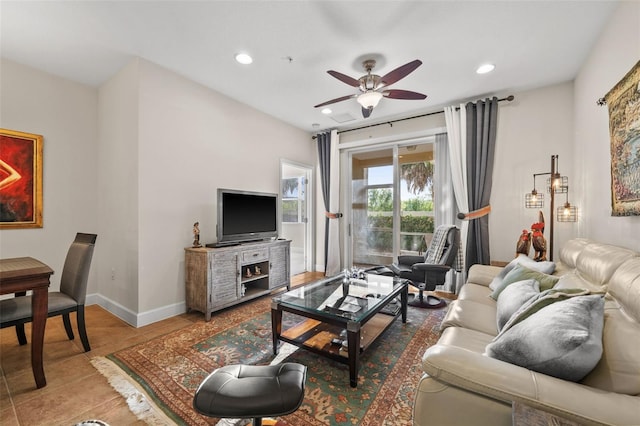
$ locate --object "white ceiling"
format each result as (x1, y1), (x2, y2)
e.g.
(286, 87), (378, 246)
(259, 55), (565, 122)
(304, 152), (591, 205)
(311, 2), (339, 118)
(0, 1), (617, 133)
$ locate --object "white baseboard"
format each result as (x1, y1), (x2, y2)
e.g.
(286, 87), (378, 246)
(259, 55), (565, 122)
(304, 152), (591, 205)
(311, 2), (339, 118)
(86, 293), (187, 328)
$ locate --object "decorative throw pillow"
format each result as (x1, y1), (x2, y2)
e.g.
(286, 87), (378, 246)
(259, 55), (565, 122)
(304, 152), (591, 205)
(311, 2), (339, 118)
(490, 264), (560, 300)
(502, 288), (591, 329)
(496, 279), (540, 331)
(486, 293), (604, 382)
(488, 254), (555, 291)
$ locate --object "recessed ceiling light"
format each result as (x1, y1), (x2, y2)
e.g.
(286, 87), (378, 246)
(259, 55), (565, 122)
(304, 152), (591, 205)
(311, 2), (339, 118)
(476, 63), (495, 74)
(321, 108), (332, 115)
(235, 53), (253, 65)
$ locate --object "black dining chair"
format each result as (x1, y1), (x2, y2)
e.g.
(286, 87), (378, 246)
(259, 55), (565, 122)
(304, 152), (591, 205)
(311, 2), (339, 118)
(0, 233), (97, 352)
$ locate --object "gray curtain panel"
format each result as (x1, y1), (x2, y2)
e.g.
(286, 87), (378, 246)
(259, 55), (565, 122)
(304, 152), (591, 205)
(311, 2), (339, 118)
(316, 131), (332, 271)
(465, 97), (498, 267)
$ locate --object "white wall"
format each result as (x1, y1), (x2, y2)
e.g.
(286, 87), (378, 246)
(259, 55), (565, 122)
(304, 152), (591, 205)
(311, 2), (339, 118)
(134, 59), (315, 319)
(0, 59), (99, 292)
(96, 59), (140, 315)
(491, 82), (575, 262)
(573, 1), (640, 252)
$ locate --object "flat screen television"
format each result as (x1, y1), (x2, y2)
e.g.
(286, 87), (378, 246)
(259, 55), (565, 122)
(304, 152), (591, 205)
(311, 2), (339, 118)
(216, 188), (278, 245)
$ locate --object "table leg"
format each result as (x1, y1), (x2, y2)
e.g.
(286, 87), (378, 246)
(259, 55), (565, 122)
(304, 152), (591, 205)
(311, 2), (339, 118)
(271, 304), (282, 355)
(347, 322), (360, 388)
(30, 287), (48, 388)
(401, 283), (408, 323)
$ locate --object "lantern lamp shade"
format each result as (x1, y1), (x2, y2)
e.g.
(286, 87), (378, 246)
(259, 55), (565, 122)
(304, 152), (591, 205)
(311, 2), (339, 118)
(557, 203), (578, 222)
(525, 191), (544, 208)
(547, 175), (569, 193)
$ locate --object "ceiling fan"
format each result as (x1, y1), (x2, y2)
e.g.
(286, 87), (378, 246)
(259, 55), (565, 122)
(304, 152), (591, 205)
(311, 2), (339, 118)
(314, 59), (427, 118)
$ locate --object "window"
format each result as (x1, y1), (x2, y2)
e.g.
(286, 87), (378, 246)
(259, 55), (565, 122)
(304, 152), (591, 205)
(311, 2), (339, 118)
(282, 177), (306, 223)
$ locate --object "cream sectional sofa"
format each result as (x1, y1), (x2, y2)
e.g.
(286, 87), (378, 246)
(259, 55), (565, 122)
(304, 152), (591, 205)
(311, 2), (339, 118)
(413, 238), (640, 426)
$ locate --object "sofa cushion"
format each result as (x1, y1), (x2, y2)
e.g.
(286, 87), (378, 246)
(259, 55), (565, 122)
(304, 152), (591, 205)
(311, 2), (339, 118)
(467, 264), (503, 287)
(580, 302), (640, 395)
(486, 294), (605, 382)
(558, 238), (592, 268)
(553, 271), (604, 292)
(496, 279), (540, 331)
(488, 254), (555, 291)
(432, 326), (495, 355)
(457, 282), (494, 306)
(440, 299), (498, 336)
(607, 257), (640, 323)
(574, 243), (637, 291)
(490, 264), (559, 300)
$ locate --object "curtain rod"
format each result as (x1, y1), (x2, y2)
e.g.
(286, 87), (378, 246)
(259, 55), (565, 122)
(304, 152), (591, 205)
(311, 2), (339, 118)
(312, 95), (515, 139)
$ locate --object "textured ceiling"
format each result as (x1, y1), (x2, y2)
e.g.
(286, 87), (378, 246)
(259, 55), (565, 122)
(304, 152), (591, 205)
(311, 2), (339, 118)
(0, 1), (618, 132)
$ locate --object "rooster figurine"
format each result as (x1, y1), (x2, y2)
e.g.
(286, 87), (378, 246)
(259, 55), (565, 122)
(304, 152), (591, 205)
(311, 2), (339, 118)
(516, 229), (531, 257)
(531, 211), (547, 261)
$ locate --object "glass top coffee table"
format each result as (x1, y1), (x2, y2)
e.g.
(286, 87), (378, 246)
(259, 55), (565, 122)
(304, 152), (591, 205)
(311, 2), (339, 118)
(271, 273), (408, 387)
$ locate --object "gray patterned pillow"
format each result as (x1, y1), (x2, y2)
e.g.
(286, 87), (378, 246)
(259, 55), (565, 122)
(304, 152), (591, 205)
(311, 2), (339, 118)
(488, 254), (555, 291)
(496, 279), (540, 331)
(486, 294), (604, 382)
(490, 264), (559, 300)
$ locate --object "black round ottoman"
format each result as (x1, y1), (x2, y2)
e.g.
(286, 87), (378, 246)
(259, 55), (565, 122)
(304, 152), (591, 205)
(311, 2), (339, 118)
(193, 363), (307, 426)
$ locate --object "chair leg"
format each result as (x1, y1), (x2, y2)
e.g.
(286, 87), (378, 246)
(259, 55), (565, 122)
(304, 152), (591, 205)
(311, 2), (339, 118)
(15, 324), (27, 345)
(254, 418), (262, 426)
(76, 306), (91, 352)
(63, 313), (75, 340)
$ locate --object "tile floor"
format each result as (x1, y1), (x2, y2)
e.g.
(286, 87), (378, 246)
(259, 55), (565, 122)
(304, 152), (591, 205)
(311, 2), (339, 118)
(0, 272), (324, 426)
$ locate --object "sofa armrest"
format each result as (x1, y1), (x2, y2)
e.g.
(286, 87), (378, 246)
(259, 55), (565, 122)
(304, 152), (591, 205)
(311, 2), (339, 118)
(422, 345), (640, 425)
(467, 264), (503, 287)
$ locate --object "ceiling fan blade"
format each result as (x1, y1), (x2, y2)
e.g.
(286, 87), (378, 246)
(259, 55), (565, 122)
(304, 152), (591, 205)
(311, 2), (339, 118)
(362, 106), (372, 118)
(314, 94), (356, 108)
(378, 59), (422, 88)
(383, 89), (427, 100)
(327, 70), (361, 87)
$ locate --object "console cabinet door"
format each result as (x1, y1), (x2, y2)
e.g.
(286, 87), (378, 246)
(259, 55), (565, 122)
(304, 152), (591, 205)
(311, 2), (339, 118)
(185, 250), (209, 317)
(269, 243), (290, 289)
(211, 251), (239, 306)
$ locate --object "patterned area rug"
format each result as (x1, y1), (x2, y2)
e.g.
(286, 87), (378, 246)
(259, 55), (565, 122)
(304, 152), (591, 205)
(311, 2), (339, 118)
(98, 296), (446, 425)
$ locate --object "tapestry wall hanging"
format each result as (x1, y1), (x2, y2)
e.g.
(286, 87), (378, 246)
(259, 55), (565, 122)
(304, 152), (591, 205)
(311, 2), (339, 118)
(0, 128), (43, 228)
(605, 60), (640, 216)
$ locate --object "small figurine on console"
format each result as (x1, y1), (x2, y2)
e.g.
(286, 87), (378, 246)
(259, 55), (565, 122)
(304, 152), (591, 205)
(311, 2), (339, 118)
(192, 222), (202, 248)
(515, 229), (531, 257)
(245, 267), (253, 278)
(255, 265), (261, 275)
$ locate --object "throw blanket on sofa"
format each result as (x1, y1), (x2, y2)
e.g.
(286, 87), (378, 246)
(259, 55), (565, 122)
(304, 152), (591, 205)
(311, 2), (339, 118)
(425, 225), (464, 272)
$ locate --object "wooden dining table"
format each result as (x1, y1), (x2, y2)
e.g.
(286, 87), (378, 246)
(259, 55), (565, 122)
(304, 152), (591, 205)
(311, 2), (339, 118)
(0, 257), (53, 388)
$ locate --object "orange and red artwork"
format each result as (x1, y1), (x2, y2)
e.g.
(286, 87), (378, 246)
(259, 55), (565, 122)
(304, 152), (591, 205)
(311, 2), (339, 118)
(0, 129), (43, 228)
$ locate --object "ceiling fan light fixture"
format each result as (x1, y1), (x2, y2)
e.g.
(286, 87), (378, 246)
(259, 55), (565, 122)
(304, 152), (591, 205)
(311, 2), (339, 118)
(235, 53), (253, 65)
(357, 91), (383, 109)
(476, 63), (495, 74)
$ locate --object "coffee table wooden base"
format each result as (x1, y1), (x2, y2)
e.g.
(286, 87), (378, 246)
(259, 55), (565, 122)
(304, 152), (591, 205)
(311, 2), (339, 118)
(272, 287), (407, 388)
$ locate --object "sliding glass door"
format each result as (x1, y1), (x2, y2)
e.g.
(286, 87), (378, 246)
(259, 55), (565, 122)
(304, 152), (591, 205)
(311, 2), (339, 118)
(351, 148), (395, 266)
(398, 145), (435, 255)
(348, 143), (434, 267)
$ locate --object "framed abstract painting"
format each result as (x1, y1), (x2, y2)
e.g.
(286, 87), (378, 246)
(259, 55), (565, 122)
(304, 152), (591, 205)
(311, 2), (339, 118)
(0, 128), (43, 228)
(605, 60), (640, 216)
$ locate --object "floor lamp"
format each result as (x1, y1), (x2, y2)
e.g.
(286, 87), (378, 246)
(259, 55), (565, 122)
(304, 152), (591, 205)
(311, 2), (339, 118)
(524, 155), (577, 261)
